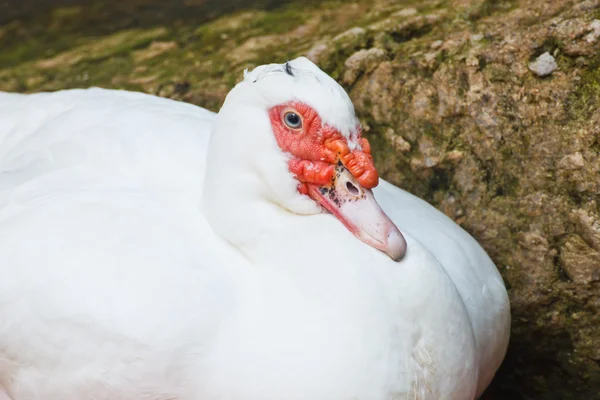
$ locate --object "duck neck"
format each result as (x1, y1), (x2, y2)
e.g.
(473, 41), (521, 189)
(202, 163), (355, 268)
(201, 161), (290, 261)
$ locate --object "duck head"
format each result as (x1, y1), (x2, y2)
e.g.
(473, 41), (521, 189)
(203, 57), (406, 261)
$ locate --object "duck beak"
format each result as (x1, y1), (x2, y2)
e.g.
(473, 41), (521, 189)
(307, 164), (407, 261)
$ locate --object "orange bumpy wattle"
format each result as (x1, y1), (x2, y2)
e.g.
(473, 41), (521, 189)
(288, 159), (335, 186)
(342, 151), (378, 189)
(323, 134), (378, 189)
(269, 102), (379, 189)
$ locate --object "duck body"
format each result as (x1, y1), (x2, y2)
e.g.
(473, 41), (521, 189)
(0, 61), (509, 400)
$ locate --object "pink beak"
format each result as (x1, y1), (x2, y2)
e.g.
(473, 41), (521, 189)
(307, 164), (407, 261)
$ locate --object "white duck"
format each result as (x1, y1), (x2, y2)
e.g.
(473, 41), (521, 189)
(0, 57), (509, 400)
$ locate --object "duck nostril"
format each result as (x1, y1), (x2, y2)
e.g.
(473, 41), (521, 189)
(346, 181), (359, 196)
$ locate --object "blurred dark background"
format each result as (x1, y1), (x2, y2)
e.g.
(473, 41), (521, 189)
(0, 0), (292, 25)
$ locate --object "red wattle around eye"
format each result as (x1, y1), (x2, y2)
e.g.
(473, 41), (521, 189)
(269, 102), (379, 190)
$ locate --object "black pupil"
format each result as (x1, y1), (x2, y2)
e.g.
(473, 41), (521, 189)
(286, 113), (300, 126)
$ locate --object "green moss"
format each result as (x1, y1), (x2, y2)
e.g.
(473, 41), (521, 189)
(484, 64), (513, 83)
(194, 11), (263, 47)
(0, 0), (451, 101)
(247, 7), (307, 34)
(466, 0), (517, 21)
(388, 20), (435, 44)
(0, 23), (81, 68)
(529, 36), (566, 61)
(42, 28), (168, 67)
(568, 55), (600, 121)
(0, 26), (166, 70)
(51, 6), (82, 19)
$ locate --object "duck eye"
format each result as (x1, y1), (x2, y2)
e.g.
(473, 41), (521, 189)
(283, 112), (302, 129)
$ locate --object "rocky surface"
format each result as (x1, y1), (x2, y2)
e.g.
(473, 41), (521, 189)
(1, 0), (600, 398)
